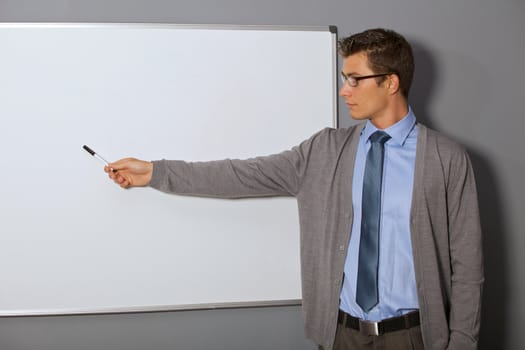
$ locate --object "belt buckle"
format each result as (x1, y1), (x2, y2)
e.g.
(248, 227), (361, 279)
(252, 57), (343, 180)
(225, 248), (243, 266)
(359, 319), (380, 336)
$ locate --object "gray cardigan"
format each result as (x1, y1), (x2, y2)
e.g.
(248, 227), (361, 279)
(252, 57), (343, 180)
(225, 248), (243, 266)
(149, 123), (483, 350)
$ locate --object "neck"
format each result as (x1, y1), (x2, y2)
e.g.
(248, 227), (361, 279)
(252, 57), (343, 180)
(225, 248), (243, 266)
(369, 98), (409, 130)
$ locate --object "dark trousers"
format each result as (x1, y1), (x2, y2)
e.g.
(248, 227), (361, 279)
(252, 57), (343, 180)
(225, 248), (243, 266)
(319, 323), (425, 350)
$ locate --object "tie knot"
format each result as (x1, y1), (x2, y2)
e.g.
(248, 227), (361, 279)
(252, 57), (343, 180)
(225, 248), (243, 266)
(369, 130), (391, 144)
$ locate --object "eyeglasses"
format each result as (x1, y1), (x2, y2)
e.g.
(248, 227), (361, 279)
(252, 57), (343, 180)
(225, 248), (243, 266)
(340, 72), (393, 87)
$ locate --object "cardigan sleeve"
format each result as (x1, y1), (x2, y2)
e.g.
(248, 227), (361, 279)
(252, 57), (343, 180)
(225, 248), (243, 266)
(148, 128), (329, 198)
(446, 147), (484, 350)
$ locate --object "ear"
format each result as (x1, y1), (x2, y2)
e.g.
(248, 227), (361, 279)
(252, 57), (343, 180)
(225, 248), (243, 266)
(386, 74), (401, 95)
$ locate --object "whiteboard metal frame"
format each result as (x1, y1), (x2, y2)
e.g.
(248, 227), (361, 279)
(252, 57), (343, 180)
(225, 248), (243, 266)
(0, 300), (303, 317)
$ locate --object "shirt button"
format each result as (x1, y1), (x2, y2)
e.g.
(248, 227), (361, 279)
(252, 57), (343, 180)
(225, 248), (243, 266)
(339, 245), (345, 251)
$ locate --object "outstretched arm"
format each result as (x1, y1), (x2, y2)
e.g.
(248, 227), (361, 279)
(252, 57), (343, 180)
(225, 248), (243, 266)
(104, 128), (328, 197)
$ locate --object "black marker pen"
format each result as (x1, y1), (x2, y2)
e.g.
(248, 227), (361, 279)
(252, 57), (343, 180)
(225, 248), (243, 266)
(83, 145), (116, 172)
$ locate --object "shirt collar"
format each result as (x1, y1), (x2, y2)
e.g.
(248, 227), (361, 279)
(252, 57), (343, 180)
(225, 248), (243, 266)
(360, 106), (416, 146)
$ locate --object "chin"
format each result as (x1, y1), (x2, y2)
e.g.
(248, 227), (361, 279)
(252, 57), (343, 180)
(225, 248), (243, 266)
(349, 112), (368, 121)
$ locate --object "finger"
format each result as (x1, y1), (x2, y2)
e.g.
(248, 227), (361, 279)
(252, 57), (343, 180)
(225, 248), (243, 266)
(108, 158), (134, 171)
(107, 170), (117, 180)
(106, 166), (118, 174)
(120, 180), (130, 189)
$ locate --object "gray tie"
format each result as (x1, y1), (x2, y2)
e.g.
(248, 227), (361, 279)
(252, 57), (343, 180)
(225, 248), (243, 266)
(356, 130), (391, 312)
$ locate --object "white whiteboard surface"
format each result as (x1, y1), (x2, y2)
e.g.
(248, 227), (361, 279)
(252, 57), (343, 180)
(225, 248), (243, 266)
(0, 24), (337, 316)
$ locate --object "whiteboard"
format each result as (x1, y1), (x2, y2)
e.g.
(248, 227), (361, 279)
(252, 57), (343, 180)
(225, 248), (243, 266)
(0, 23), (337, 316)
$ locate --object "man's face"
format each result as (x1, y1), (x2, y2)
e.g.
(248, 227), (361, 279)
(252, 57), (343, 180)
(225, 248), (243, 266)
(339, 52), (390, 123)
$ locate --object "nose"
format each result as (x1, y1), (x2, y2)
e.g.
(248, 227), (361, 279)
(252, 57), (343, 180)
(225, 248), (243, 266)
(339, 82), (352, 97)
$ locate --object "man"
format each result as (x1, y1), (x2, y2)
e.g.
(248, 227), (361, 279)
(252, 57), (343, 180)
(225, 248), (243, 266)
(105, 28), (483, 350)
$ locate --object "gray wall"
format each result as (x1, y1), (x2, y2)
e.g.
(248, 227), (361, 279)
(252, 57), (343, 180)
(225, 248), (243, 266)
(1, 1), (523, 349)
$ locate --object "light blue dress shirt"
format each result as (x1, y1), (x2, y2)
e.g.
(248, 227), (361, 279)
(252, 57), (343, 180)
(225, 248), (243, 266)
(339, 108), (419, 321)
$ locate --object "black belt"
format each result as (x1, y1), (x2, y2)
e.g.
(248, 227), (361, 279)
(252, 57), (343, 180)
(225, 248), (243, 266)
(338, 310), (420, 336)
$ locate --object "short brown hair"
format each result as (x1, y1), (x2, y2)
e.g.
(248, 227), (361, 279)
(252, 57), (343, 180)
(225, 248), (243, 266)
(338, 28), (414, 98)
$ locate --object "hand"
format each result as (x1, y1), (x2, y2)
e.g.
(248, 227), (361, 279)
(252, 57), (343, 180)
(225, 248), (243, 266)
(104, 158), (153, 189)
